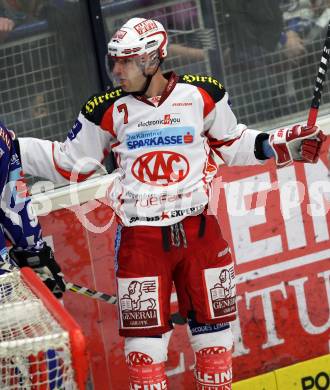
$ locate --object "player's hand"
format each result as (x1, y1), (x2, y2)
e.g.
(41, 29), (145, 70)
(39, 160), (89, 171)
(269, 125), (326, 168)
(7, 129), (16, 140)
(0, 17), (15, 33)
(283, 30), (306, 59)
(9, 244), (66, 298)
(0, 253), (18, 276)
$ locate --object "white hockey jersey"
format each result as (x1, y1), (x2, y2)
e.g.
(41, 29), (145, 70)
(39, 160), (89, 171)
(19, 72), (265, 226)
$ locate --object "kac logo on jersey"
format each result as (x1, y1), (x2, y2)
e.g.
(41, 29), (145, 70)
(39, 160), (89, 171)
(132, 151), (189, 186)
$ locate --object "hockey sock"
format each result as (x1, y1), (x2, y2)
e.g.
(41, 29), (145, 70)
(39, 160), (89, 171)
(127, 359), (168, 390)
(194, 347), (232, 390)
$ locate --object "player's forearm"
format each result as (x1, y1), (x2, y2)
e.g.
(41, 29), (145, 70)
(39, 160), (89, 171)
(214, 128), (269, 166)
(17, 137), (69, 184)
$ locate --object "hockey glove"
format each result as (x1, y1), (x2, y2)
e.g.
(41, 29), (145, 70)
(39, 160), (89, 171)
(269, 125), (326, 168)
(9, 244), (66, 298)
(0, 251), (18, 275)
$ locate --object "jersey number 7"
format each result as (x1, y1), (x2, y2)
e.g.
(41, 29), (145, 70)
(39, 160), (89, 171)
(118, 103), (128, 124)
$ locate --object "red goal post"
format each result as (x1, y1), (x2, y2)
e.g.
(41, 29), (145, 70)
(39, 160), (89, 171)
(0, 267), (89, 389)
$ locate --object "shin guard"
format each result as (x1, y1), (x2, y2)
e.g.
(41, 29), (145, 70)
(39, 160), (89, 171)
(194, 347), (232, 390)
(127, 352), (168, 390)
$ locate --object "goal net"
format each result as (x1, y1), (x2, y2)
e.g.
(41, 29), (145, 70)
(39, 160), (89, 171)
(0, 268), (88, 389)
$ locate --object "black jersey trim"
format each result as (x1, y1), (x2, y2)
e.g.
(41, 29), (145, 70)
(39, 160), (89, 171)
(254, 132), (270, 160)
(81, 88), (125, 125)
(178, 74), (226, 103)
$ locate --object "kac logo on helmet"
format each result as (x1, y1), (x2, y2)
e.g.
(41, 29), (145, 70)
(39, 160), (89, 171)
(131, 151), (189, 186)
(301, 371), (330, 390)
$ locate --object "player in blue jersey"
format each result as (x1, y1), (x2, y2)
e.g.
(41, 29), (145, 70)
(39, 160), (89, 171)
(0, 121), (65, 298)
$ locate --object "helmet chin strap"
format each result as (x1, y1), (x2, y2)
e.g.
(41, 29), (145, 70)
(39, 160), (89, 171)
(132, 59), (163, 96)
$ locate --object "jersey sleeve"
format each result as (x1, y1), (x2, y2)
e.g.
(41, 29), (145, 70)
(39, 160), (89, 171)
(0, 126), (11, 197)
(185, 75), (265, 166)
(18, 90), (122, 184)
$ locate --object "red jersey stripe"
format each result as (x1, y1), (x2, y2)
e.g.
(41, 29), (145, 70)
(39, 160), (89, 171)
(197, 87), (215, 118)
(101, 104), (116, 137)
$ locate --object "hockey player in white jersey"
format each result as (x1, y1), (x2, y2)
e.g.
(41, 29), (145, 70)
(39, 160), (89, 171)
(14, 17), (326, 389)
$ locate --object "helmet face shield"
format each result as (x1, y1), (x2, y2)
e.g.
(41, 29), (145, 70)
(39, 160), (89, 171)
(106, 55), (142, 89)
(106, 51), (161, 91)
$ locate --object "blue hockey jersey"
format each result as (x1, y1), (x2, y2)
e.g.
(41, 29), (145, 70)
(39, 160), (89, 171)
(0, 122), (43, 262)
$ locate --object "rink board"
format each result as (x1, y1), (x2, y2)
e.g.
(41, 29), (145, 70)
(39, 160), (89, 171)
(33, 135), (330, 389)
(233, 354), (330, 390)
